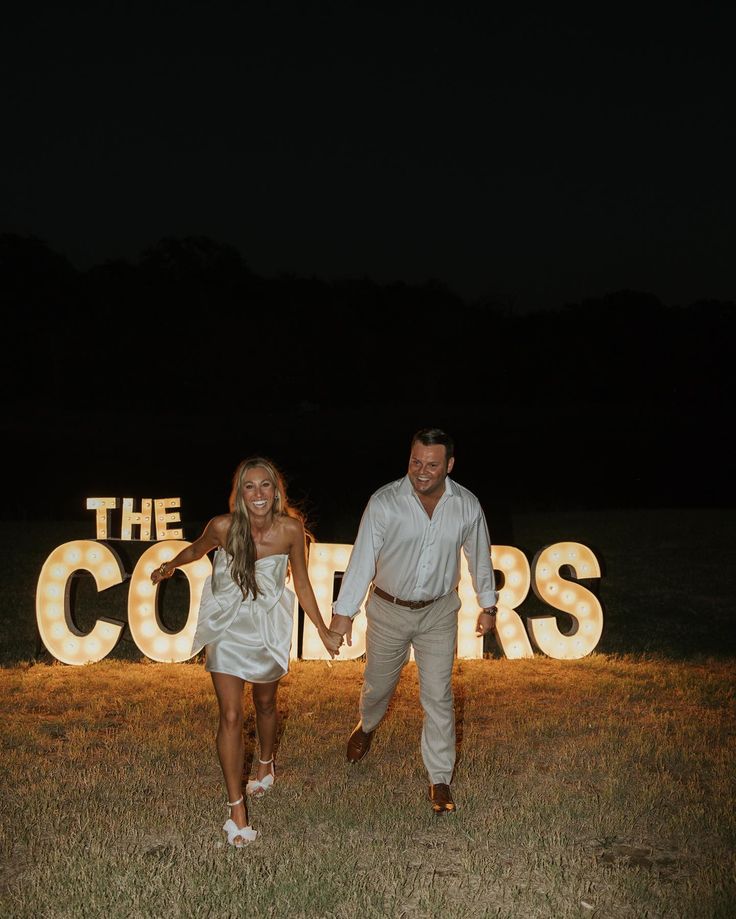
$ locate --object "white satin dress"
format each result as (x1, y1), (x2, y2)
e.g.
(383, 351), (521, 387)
(191, 549), (294, 683)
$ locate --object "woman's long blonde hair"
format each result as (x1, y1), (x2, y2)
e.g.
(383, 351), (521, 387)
(226, 456), (304, 599)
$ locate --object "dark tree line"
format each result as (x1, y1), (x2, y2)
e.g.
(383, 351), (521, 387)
(2, 233), (734, 521)
(3, 233), (733, 409)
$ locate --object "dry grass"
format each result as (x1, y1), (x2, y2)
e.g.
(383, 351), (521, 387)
(1, 655), (734, 918)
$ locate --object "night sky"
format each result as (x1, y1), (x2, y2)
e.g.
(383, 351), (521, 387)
(3, 2), (735, 308)
(3, 3), (735, 535)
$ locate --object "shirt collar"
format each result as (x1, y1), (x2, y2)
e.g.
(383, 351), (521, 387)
(398, 475), (457, 498)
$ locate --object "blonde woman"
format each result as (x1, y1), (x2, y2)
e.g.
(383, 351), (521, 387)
(151, 457), (343, 847)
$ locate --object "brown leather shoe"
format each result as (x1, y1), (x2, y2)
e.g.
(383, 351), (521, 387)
(346, 722), (374, 763)
(429, 783), (456, 815)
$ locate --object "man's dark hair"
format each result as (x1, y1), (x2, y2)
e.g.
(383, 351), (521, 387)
(411, 428), (455, 460)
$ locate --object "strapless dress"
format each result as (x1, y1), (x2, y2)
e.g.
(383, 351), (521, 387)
(191, 548), (294, 682)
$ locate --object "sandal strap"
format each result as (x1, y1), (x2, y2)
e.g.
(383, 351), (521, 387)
(223, 818), (258, 846)
(226, 795), (244, 807)
(258, 757), (274, 765)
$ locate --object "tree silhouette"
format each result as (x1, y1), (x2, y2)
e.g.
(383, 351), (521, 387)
(2, 233), (734, 518)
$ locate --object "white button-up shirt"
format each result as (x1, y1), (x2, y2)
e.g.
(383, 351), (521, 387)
(333, 475), (498, 618)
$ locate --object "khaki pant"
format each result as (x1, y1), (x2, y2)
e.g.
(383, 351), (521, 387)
(359, 587), (461, 784)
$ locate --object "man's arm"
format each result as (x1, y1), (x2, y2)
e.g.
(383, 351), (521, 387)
(330, 499), (383, 646)
(463, 509), (499, 636)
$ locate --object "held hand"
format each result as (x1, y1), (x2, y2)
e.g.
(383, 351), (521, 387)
(321, 628), (344, 658)
(475, 611), (496, 637)
(329, 614), (353, 647)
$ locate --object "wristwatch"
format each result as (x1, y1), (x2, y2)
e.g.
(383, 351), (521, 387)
(482, 606), (498, 615)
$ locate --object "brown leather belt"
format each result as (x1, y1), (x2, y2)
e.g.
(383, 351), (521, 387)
(372, 585), (440, 610)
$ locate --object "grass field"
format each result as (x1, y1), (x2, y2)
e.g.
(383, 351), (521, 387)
(1, 509), (735, 917)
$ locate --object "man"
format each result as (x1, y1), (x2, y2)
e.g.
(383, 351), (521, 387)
(330, 428), (498, 815)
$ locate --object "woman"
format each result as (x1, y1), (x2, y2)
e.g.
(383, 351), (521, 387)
(151, 457), (343, 847)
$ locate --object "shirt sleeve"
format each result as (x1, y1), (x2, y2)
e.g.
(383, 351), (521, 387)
(463, 508), (498, 609)
(332, 498), (384, 618)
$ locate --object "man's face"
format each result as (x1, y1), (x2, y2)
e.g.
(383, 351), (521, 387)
(407, 443), (454, 499)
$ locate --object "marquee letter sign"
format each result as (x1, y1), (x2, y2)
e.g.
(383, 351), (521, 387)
(527, 542), (603, 660)
(36, 540), (126, 665)
(35, 498), (604, 665)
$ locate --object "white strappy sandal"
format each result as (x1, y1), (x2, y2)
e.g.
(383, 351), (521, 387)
(222, 795), (258, 847)
(246, 757), (275, 797)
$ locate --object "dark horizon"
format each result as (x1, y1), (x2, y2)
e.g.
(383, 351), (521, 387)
(2, 4), (735, 311)
(3, 3), (735, 532)
(4, 236), (734, 533)
(5, 229), (736, 314)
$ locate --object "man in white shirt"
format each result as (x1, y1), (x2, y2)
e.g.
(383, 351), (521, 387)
(329, 428), (498, 814)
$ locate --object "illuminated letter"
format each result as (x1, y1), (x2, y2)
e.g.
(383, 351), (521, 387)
(121, 498), (153, 540)
(527, 542), (603, 660)
(86, 498), (119, 539)
(491, 546), (534, 659)
(155, 498), (183, 540)
(456, 547), (533, 659)
(129, 541), (211, 662)
(300, 544), (367, 660)
(36, 540), (125, 665)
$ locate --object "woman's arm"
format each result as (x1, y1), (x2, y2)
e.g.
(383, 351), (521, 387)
(151, 514), (230, 583)
(286, 518), (342, 656)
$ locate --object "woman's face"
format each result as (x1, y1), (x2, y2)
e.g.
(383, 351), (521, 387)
(242, 466), (276, 520)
